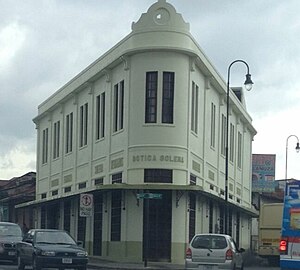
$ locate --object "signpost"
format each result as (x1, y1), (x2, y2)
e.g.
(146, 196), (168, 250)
(137, 192), (162, 267)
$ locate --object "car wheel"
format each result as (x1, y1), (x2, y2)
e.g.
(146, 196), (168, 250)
(17, 254), (25, 270)
(32, 256), (42, 270)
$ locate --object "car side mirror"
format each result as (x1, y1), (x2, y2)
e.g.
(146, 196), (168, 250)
(24, 238), (33, 244)
(239, 248), (245, 253)
(77, 241), (83, 247)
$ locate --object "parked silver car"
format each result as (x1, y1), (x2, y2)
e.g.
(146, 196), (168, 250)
(185, 233), (245, 270)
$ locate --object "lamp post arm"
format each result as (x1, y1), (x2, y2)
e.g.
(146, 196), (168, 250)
(285, 135), (300, 180)
(227, 60), (251, 88)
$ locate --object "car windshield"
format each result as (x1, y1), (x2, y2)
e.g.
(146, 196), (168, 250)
(192, 235), (227, 249)
(35, 231), (76, 245)
(0, 224), (22, 237)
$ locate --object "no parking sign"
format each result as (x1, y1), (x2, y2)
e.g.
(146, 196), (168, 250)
(79, 193), (93, 217)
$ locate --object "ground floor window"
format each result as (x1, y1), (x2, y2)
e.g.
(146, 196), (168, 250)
(41, 206), (46, 229)
(228, 209), (233, 236)
(209, 200), (213, 233)
(219, 205), (224, 234)
(77, 200), (86, 247)
(64, 200), (71, 233)
(236, 212), (240, 247)
(47, 203), (59, 229)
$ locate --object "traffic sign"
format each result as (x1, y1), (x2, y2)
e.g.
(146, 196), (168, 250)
(80, 193), (93, 217)
(137, 193), (162, 199)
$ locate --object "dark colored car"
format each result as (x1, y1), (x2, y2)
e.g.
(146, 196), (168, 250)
(0, 222), (22, 263)
(17, 229), (88, 270)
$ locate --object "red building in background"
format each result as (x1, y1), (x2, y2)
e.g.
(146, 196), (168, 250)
(0, 172), (36, 230)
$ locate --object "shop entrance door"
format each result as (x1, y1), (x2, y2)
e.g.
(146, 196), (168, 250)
(143, 190), (172, 261)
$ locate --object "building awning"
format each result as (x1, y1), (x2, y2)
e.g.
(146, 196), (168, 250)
(15, 183), (258, 217)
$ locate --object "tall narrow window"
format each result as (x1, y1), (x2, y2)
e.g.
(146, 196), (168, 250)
(113, 81), (124, 132)
(230, 123), (235, 162)
(210, 103), (216, 147)
(221, 114), (227, 156)
(79, 103), (88, 147)
(191, 82), (198, 133)
(65, 112), (73, 154)
(111, 190), (122, 241)
(42, 128), (48, 164)
(162, 72), (174, 124)
(53, 121), (60, 159)
(145, 72), (158, 123)
(96, 93), (105, 140)
(237, 132), (242, 168)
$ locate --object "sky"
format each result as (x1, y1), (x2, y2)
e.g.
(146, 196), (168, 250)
(1, 0), (300, 180)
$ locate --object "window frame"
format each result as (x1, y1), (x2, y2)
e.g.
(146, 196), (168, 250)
(210, 102), (216, 148)
(191, 81), (199, 133)
(145, 72), (158, 123)
(162, 72), (174, 124)
(42, 128), (48, 164)
(229, 123), (235, 162)
(53, 121), (60, 159)
(96, 92), (105, 140)
(65, 112), (73, 154)
(79, 103), (88, 147)
(113, 81), (124, 132)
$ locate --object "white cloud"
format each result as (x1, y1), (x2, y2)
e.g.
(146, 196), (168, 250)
(0, 22), (27, 72)
(0, 139), (36, 179)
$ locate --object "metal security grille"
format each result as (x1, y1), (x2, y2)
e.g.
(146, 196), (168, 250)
(189, 193), (196, 242)
(93, 193), (103, 255)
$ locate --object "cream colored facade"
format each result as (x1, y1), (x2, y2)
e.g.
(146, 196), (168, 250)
(28, 0), (257, 264)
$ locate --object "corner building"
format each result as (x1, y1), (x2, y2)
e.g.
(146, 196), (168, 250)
(30, 0), (257, 264)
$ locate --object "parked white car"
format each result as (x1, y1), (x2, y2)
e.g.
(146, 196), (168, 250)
(185, 233), (245, 270)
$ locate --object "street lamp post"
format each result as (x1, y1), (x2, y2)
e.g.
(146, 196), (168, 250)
(285, 135), (300, 180)
(225, 60), (253, 235)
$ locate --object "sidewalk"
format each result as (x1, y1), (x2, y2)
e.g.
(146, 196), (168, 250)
(88, 257), (185, 269)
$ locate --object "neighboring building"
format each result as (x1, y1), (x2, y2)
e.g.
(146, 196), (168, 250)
(0, 172), (36, 228)
(251, 177), (286, 253)
(20, 0), (257, 264)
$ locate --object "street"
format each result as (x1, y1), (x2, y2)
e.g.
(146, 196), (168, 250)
(0, 263), (96, 270)
(0, 261), (281, 270)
